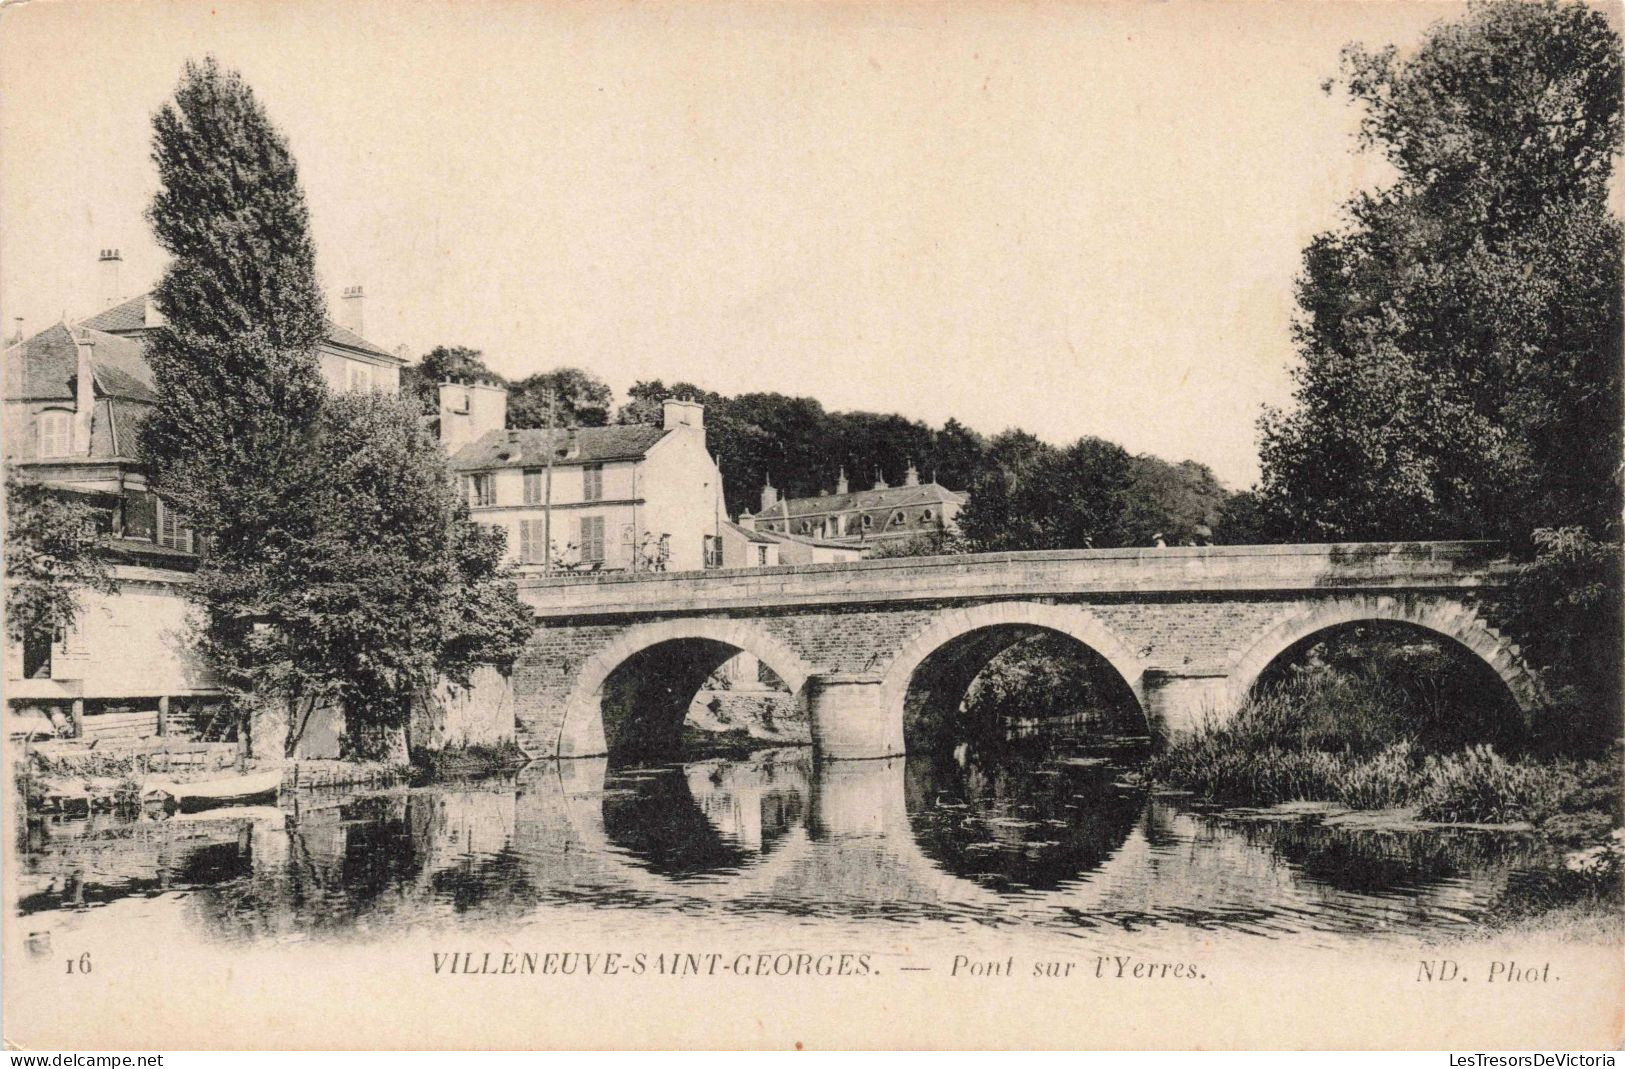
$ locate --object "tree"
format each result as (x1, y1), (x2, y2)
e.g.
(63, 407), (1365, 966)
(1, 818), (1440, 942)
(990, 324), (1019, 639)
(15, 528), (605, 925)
(1120, 456), (1229, 546)
(400, 345), (505, 416)
(958, 434), (1135, 551)
(507, 368), (613, 429)
(932, 418), (990, 491)
(615, 379), (722, 426)
(138, 59), (533, 760)
(138, 57), (332, 749)
(1257, 0), (1623, 545)
(3, 472), (115, 668)
(140, 57), (330, 543)
(200, 395), (533, 761)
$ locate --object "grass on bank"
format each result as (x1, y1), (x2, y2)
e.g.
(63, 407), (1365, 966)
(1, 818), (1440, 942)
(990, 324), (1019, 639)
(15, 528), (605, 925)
(1145, 663), (1623, 919)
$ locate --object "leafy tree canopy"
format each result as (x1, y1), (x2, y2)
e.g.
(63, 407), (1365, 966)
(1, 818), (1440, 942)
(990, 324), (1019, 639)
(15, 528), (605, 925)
(508, 367), (613, 429)
(400, 345), (505, 416)
(1257, 0), (1623, 544)
(197, 395), (532, 759)
(139, 56), (329, 544)
(3, 471), (115, 646)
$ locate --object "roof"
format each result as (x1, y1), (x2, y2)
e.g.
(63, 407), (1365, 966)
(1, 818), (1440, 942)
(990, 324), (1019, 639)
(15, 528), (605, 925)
(451, 425), (671, 471)
(764, 482), (966, 519)
(724, 520), (774, 544)
(4, 323), (156, 403)
(80, 294), (401, 362)
(747, 525), (859, 552)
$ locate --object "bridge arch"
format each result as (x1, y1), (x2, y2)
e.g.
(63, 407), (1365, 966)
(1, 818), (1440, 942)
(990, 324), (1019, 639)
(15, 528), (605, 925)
(557, 617), (817, 758)
(878, 601), (1150, 745)
(1225, 594), (1541, 714)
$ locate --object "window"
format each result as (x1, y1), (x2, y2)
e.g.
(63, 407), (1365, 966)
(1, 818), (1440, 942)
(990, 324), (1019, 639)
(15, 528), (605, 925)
(755, 545), (768, 566)
(922, 509), (934, 522)
(703, 534), (723, 569)
(523, 468), (545, 505)
(861, 514), (873, 528)
(346, 362), (373, 392)
(582, 463), (603, 502)
(465, 473), (495, 507)
(156, 499), (194, 554)
(578, 516), (605, 563)
(37, 410), (71, 458)
(518, 519), (547, 565)
(892, 511), (905, 525)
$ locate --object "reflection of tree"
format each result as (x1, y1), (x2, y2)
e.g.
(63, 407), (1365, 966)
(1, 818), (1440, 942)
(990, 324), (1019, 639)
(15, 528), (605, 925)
(16, 816), (254, 915)
(904, 750), (1143, 892)
(188, 795), (429, 941)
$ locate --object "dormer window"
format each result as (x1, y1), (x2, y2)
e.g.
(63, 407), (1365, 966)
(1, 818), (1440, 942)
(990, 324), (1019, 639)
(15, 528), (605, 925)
(37, 410), (71, 458)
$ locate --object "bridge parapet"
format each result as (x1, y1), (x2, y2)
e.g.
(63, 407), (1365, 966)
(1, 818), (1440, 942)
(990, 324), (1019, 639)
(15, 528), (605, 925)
(518, 541), (1511, 620)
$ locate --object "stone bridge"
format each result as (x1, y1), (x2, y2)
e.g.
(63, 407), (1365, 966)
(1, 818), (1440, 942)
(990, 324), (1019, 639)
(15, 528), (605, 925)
(509, 541), (1536, 761)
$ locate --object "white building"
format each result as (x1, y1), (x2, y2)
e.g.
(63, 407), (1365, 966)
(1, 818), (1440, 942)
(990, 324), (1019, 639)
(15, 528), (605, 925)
(443, 387), (727, 574)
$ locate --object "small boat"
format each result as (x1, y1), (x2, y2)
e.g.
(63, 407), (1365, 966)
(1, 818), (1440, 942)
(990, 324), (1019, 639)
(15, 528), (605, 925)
(144, 770), (282, 813)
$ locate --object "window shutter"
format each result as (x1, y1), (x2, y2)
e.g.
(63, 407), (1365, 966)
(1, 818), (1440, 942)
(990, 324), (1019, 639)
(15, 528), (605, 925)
(519, 520), (533, 564)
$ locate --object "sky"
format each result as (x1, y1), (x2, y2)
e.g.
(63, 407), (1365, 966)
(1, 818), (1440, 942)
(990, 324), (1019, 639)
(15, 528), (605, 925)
(1, 0), (1484, 488)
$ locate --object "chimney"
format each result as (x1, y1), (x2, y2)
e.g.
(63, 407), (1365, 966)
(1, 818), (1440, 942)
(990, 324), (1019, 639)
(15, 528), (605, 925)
(143, 295), (166, 328)
(9, 316), (23, 345)
(438, 380), (507, 453)
(903, 459), (920, 487)
(662, 397), (704, 431)
(738, 508), (756, 531)
(873, 467), (888, 491)
(98, 249), (122, 308)
(71, 329), (96, 454)
(340, 285), (365, 337)
(835, 467), (849, 495)
(760, 477), (779, 513)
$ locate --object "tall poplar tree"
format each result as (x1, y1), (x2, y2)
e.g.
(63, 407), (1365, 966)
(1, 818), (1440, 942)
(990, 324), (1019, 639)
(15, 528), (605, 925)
(140, 55), (328, 544)
(138, 58), (533, 761)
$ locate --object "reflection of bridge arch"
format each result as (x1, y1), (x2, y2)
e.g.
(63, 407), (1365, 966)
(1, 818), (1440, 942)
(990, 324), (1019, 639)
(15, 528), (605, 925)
(878, 601), (1149, 739)
(556, 618), (817, 757)
(512, 757), (1132, 913)
(1225, 594), (1540, 713)
(518, 756), (820, 901)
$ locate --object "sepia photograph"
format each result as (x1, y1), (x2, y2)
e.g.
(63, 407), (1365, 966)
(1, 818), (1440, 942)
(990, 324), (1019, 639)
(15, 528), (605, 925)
(1, 0), (1621, 1052)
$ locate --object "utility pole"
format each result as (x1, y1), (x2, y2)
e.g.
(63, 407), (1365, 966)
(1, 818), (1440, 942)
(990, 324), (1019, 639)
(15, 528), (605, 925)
(542, 389), (556, 576)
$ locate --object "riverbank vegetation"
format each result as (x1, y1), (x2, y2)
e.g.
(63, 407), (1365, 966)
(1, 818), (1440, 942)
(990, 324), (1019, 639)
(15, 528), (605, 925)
(408, 739), (529, 780)
(1147, 0), (1623, 911)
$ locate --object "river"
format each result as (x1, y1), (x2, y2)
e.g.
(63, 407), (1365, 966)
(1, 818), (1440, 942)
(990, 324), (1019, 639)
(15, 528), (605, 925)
(14, 742), (1550, 952)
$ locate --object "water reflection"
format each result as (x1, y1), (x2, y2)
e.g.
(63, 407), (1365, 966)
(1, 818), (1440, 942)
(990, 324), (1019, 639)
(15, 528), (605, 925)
(905, 749), (1143, 892)
(601, 753), (808, 879)
(13, 746), (1545, 947)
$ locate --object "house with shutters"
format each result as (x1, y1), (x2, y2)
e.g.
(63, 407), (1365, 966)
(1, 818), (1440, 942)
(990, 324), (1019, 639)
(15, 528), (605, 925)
(6, 259), (404, 552)
(442, 385), (726, 574)
(4, 251), (401, 752)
